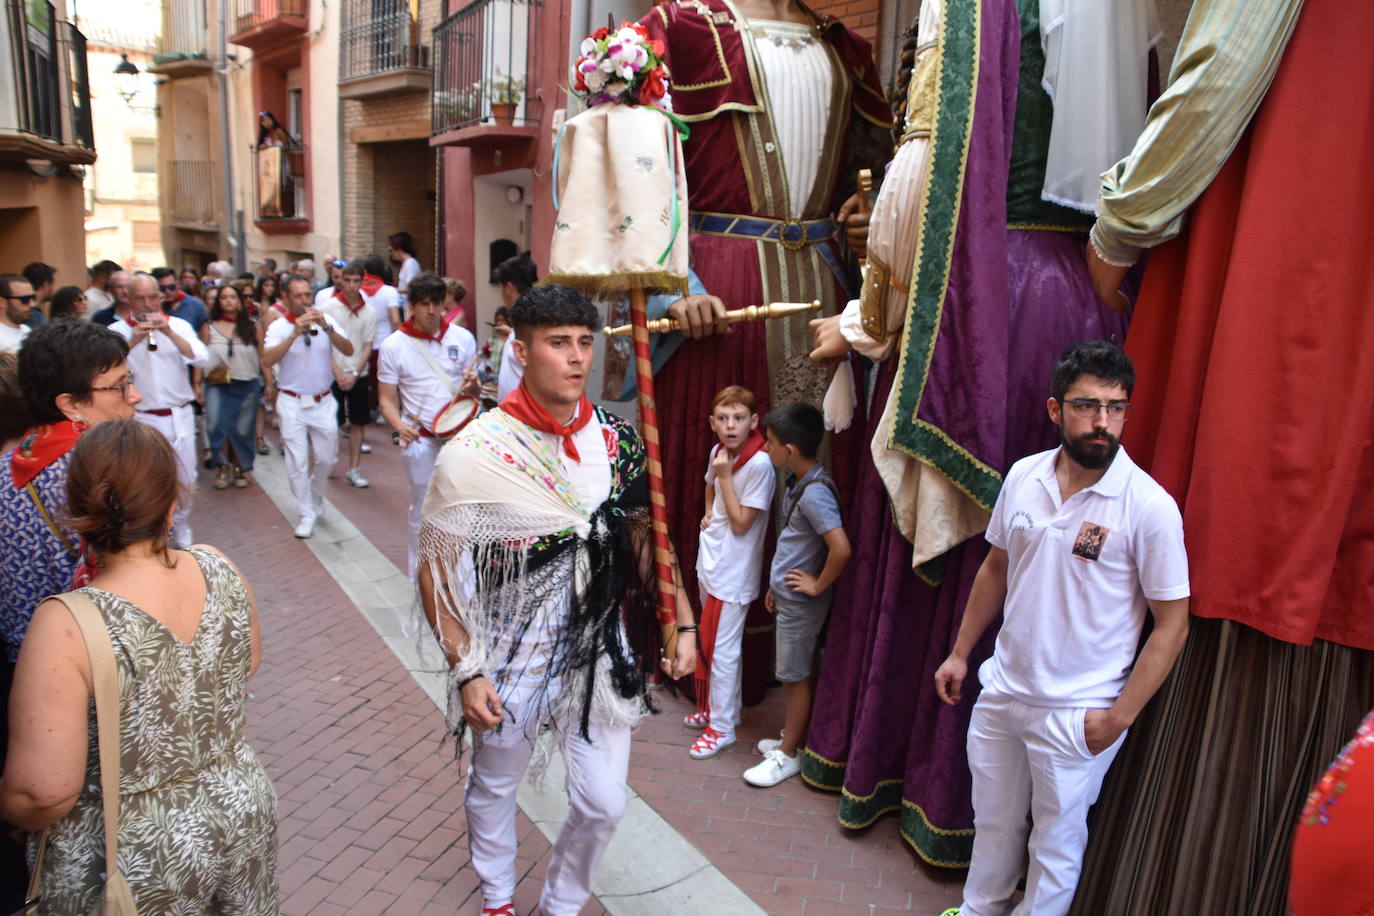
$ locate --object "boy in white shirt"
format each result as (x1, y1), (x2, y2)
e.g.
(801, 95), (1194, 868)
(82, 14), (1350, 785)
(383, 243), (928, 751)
(688, 385), (774, 759)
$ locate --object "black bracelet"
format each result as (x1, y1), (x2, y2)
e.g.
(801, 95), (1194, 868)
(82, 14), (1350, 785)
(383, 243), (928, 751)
(676, 625), (698, 633)
(457, 673), (485, 689)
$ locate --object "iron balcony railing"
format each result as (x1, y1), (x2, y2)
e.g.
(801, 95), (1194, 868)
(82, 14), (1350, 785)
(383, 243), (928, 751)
(340, 0), (429, 82)
(232, 0), (306, 37)
(166, 160), (217, 227)
(0, 0), (92, 150)
(432, 0), (539, 135)
(254, 143), (306, 221)
(155, 0), (209, 64)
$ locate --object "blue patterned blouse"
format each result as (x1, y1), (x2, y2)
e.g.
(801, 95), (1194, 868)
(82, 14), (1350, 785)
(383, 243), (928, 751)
(0, 448), (79, 660)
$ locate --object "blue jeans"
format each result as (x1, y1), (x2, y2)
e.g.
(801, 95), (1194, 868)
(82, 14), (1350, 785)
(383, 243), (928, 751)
(205, 377), (263, 471)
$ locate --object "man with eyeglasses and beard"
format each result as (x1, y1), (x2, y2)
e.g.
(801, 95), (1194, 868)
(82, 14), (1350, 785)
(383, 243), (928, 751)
(0, 276), (34, 353)
(109, 273), (208, 550)
(932, 341), (1191, 916)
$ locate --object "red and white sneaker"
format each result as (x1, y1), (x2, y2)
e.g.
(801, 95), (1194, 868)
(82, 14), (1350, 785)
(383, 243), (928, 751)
(689, 726), (736, 759)
(481, 904), (517, 916)
(683, 710), (710, 729)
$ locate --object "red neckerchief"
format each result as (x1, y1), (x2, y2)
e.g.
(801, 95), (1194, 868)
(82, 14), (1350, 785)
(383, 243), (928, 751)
(10, 421), (83, 488)
(710, 428), (767, 472)
(169, 290), (186, 307)
(499, 380), (594, 463)
(273, 303), (307, 327)
(333, 289), (366, 316)
(396, 319), (449, 343)
(361, 274), (385, 297)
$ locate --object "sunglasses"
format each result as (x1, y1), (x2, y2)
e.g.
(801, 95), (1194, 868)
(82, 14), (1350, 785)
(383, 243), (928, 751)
(6, 294), (36, 304)
(330, 260), (347, 268)
(158, 284), (178, 292)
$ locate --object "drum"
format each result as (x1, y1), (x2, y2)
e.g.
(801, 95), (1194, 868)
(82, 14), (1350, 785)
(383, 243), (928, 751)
(432, 394), (481, 439)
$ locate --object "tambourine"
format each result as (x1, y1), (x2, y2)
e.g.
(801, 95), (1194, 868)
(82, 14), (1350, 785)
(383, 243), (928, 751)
(431, 394), (481, 440)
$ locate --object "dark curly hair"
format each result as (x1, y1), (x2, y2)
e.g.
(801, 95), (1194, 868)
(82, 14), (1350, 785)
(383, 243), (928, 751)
(1050, 340), (1136, 401)
(65, 419), (181, 563)
(510, 284), (600, 340)
(408, 272), (447, 307)
(17, 320), (129, 425)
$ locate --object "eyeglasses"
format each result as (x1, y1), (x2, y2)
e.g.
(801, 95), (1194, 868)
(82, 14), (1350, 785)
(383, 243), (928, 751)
(90, 372), (137, 398)
(1062, 398), (1134, 421)
(158, 284), (178, 293)
(6, 294), (36, 304)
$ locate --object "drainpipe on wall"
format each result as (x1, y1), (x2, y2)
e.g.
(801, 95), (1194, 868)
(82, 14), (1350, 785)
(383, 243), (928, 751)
(219, 0), (243, 272)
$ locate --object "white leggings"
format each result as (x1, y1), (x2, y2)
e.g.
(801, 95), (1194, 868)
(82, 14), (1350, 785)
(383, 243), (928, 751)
(465, 680), (630, 916)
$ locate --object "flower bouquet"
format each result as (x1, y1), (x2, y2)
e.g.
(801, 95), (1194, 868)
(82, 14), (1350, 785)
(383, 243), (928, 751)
(571, 22), (670, 109)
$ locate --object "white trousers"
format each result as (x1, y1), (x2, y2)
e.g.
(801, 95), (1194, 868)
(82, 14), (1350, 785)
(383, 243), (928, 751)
(706, 597), (748, 738)
(961, 691), (1126, 916)
(276, 392), (338, 525)
(465, 679), (630, 916)
(134, 405), (196, 541)
(402, 436), (443, 577)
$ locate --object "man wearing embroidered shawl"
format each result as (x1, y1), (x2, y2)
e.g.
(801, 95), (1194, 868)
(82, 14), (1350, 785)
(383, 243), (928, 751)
(418, 285), (698, 916)
(629, 0), (891, 704)
(800, 0), (1154, 867)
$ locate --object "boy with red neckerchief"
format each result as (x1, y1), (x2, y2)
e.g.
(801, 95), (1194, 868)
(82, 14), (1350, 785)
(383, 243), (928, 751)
(687, 385), (774, 759)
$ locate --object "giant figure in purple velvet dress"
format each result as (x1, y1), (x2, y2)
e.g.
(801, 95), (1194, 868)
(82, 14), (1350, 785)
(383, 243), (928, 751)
(802, 0), (1155, 865)
(635, 0), (892, 705)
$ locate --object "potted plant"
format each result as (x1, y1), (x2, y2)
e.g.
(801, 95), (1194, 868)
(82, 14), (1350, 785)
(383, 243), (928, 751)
(483, 68), (525, 125)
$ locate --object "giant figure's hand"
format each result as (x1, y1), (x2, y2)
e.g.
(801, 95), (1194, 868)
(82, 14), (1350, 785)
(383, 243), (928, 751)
(808, 315), (852, 366)
(837, 192), (872, 259)
(667, 294), (729, 340)
(1086, 243), (1132, 315)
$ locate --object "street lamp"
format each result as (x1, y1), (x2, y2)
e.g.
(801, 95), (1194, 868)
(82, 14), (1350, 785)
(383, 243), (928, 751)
(114, 53), (140, 105)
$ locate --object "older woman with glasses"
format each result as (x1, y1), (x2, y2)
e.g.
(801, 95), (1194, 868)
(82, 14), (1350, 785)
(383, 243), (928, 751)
(0, 320), (138, 909)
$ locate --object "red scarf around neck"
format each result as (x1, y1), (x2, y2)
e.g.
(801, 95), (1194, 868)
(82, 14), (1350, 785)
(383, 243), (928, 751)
(710, 428), (767, 472)
(396, 319), (449, 343)
(361, 274), (385, 297)
(499, 380), (594, 463)
(332, 289), (366, 316)
(11, 421), (83, 488)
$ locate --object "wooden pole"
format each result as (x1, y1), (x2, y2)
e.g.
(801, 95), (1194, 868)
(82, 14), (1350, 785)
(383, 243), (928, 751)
(628, 287), (679, 659)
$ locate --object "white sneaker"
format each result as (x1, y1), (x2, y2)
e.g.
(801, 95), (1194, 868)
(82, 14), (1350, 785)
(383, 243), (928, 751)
(743, 748), (802, 787)
(756, 734), (784, 756)
(359, 442), (372, 454)
(345, 468), (369, 488)
(293, 517), (315, 538)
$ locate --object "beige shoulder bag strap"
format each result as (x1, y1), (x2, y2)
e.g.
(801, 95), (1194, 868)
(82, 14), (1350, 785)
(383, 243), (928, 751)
(59, 592), (139, 915)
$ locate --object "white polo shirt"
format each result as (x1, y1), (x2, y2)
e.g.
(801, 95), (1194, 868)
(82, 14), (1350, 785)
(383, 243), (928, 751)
(696, 448), (775, 605)
(980, 446), (1190, 709)
(264, 311), (345, 397)
(321, 293), (378, 376)
(110, 315), (208, 410)
(376, 323), (477, 432)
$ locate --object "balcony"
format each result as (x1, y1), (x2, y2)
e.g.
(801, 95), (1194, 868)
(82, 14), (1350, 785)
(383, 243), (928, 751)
(339, 0), (430, 99)
(253, 143), (308, 232)
(0, 0), (95, 164)
(229, 0), (307, 53)
(165, 160), (218, 228)
(431, 0), (540, 147)
(150, 0), (211, 76)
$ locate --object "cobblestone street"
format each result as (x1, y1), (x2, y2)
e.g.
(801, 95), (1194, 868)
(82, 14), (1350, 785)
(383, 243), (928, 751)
(196, 424), (966, 915)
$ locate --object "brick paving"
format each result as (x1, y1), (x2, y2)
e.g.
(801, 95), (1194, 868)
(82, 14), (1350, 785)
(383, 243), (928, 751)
(195, 423), (966, 914)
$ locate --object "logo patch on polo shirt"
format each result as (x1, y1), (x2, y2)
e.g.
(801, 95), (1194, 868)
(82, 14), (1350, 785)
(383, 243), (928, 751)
(1010, 510), (1035, 531)
(447, 345), (460, 360)
(1072, 522), (1109, 562)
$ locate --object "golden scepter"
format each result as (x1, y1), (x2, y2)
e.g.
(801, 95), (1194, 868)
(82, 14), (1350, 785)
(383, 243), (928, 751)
(603, 299), (822, 337)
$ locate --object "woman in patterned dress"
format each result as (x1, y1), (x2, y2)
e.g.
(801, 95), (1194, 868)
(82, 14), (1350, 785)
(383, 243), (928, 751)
(0, 420), (279, 913)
